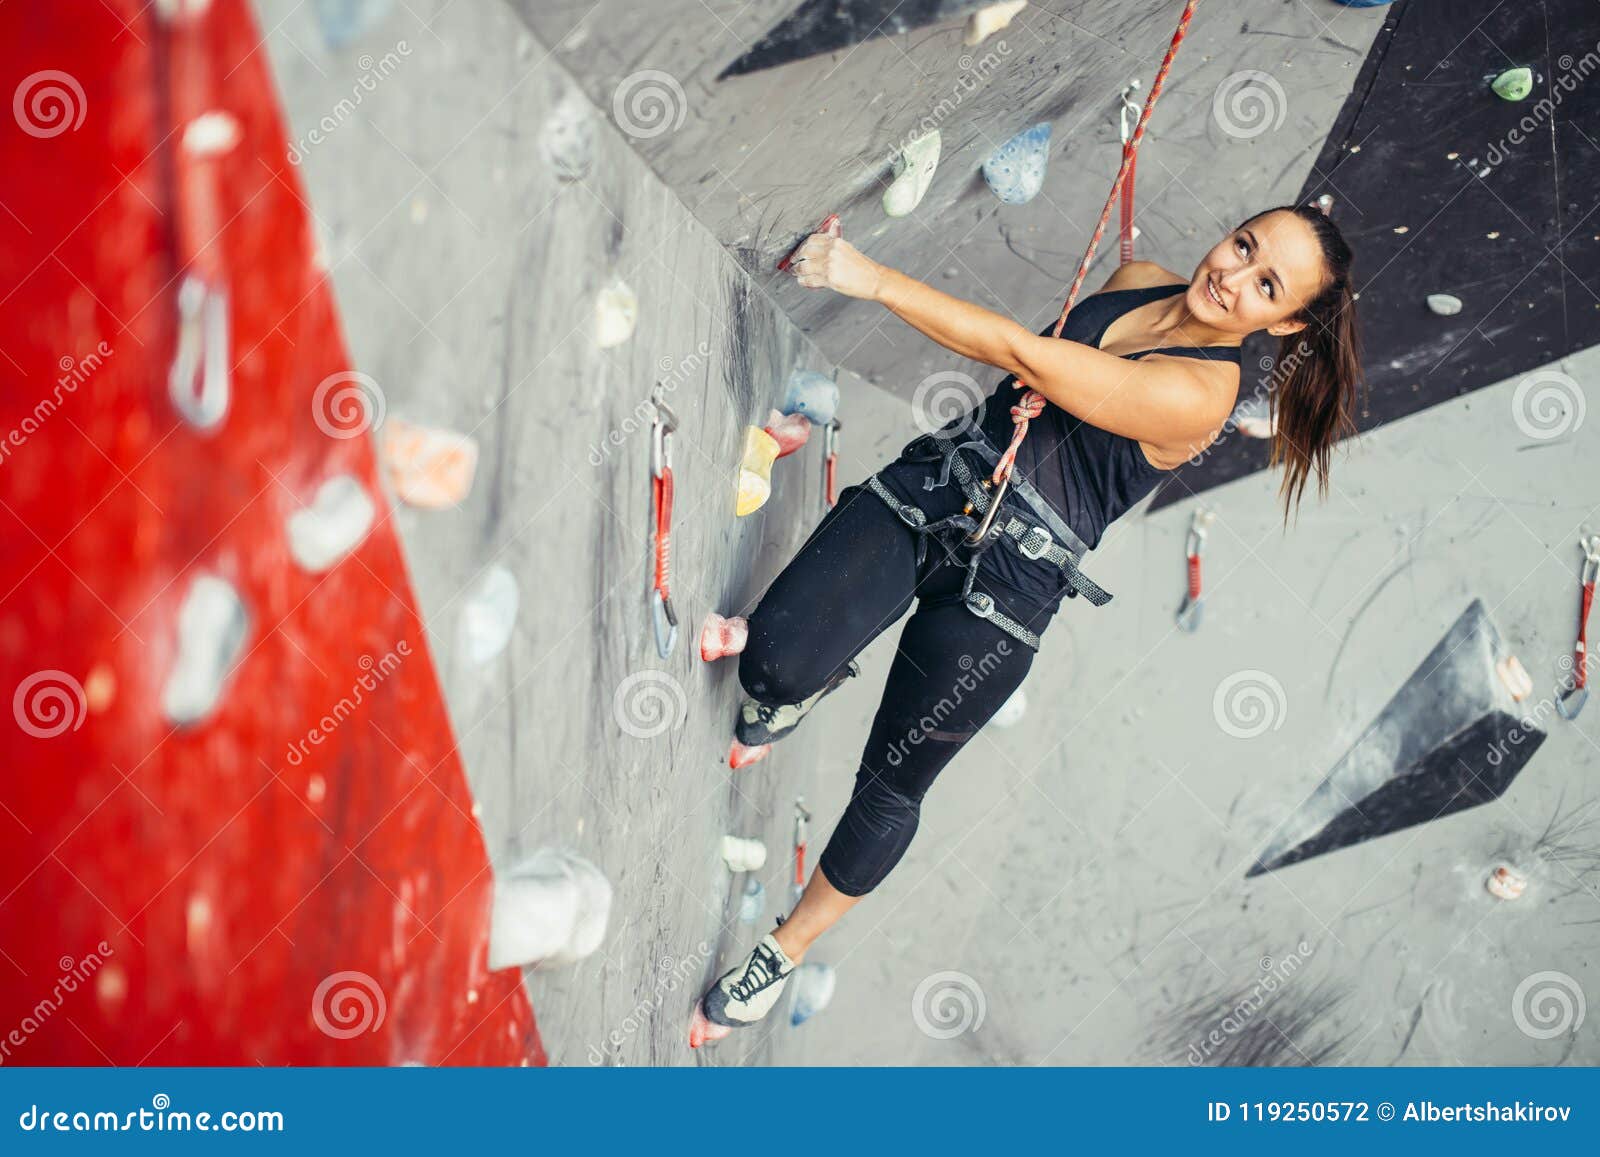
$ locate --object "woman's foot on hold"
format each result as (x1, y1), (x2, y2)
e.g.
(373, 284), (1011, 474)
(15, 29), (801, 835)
(735, 660), (859, 747)
(688, 926), (797, 1048)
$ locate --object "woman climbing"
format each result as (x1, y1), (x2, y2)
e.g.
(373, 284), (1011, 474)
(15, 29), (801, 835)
(689, 202), (1363, 1046)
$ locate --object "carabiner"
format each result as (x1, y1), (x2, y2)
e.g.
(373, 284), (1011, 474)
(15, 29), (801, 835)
(1118, 78), (1142, 146)
(965, 471), (1011, 546)
(649, 382), (678, 479)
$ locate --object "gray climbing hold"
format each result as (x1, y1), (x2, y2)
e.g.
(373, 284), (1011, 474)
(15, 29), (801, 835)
(459, 565), (519, 665)
(312, 0), (394, 49)
(1427, 293), (1463, 317)
(540, 91), (595, 182)
(286, 474), (375, 573)
(162, 574), (249, 727)
(883, 131), (940, 218)
(738, 877), (766, 923)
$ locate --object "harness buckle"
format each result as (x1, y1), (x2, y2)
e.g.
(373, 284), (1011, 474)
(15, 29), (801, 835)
(1018, 525), (1053, 561)
(966, 592), (995, 619)
(894, 503), (927, 530)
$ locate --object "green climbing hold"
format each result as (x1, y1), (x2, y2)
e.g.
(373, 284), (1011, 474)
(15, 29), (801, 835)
(1492, 67), (1533, 101)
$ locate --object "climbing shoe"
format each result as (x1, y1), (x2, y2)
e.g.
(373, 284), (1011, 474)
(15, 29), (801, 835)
(735, 660), (858, 747)
(689, 930), (796, 1047)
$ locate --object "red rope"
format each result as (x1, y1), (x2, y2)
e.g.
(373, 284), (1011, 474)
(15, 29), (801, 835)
(992, 0), (1201, 485)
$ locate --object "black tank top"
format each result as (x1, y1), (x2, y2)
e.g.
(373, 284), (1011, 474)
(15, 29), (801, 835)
(969, 282), (1241, 549)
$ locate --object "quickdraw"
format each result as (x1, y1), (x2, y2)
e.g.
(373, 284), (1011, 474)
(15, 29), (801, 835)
(1118, 79), (1141, 267)
(649, 383), (679, 658)
(974, 0), (1202, 547)
(822, 418), (841, 509)
(791, 797), (810, 905)
(1176, 507), (1216, 632)
(1556, 532), (1600, 720)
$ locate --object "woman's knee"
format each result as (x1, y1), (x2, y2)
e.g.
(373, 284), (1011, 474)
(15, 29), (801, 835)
(737, 610), (820, 704)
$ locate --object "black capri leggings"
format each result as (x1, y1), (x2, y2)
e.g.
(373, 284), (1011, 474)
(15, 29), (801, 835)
(738, 481), (1063, 897)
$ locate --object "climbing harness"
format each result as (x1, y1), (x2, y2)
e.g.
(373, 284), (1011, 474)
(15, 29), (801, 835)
(863, 423), (1111, 651)
(822, 418), (841, 509)
(1176, 507), (1216, 632)
(649, 383), (679, 658)
(1556, 532), (1600, 720)
(791, 797), (810, 905)
(974, 0), (1202, 547)
(1118, 79), (1141, 267)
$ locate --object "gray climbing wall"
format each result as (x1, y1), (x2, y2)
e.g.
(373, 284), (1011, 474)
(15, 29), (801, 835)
(259, 0), (1600, 1068)
(258, 0), (859, 1064)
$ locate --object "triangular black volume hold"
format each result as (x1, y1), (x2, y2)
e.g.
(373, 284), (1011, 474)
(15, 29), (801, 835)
(718, 0), (986, 81)
(1247, 599), (1544, 878)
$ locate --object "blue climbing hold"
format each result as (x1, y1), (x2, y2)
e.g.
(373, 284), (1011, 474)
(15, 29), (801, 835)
(313, 0), (395, 49)
(782, 369), (839, 425)
(789, 962), (836, 1026)
(982, 123), (1052, 206)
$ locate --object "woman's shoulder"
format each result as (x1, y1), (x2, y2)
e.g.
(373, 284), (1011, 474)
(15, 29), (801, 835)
(1098, 261), (1186, 292)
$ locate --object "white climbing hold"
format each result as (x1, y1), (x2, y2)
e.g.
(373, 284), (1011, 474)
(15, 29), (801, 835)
(162, 574), (248, 727)
(982, 122), (1051, 206)
(789, 961), (836, 1025)
(1427, 293), (1463, 317)
(459, 564), (519, 665)
(721, 835), (767, 873)
(964, 1), (1027, 46)
(540, 91), (595, 181)
(182, 111), (241, 158)
(286, 474), (375, 573)
(882, 130), (940, 218)
(168, 276), (230, 432)
(488, 849), (613, 969)
(1485, 864), (1527, 900)
(1230, 391), (1276, 439)
(990, 687), (1028, 729)
(595, 277), (638, 348)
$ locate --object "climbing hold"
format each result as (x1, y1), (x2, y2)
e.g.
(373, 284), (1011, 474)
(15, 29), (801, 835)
(982, 122), (1051, 206)
(381, 418), (479, 508)
(1314, 193), (1335, 216)
(721, 835), (767, 873)
(729, 739), (770, 769)
(1485, 864), (1527, 900)
(162, 574), (249, 727)
(1247, 600), (1545, 877)
(1231, 391), (1275, 439)
(778, 213), (841, 272)
(1492, 67), (1533, 102)
(312, 0), (394, 49)
(736, 426), (782, 516)
(737, 877), (766, 923)
(459, 564), (520, 665)
(782, 369), (839, 424)
(789, 961), (836, 1026)
(964, 1), (1027, 46)
(286, 474), (375, 573)
(595, 277), (638, 348)
(764, 409), (812, 458)
(539, 91), (596, 181)
(699, 612), (748, 661)
(1427, 293), (1463, 317)
(488, 849), (612, 969)
(882, 130), (940, 218)
(990, 687), (1028, 729)
(1495, 654), (1532, 701)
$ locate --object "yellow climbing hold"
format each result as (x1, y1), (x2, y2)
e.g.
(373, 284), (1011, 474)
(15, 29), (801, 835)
(736, 426), (782, 516)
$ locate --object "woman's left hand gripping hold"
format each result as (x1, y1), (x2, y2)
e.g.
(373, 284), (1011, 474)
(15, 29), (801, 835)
(788, 226), (884, 301)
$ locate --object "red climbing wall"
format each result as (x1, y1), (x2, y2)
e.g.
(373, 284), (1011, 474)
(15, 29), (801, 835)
(0, 0), (542, 1065)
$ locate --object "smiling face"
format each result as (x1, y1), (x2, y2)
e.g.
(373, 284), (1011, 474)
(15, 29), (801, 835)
(1185, 209), (1331, 338)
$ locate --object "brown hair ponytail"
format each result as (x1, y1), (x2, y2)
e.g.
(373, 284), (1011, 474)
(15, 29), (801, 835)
(1262, 204), (1364, 523)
